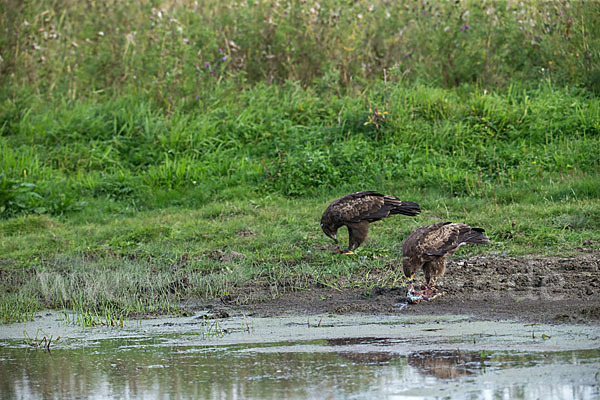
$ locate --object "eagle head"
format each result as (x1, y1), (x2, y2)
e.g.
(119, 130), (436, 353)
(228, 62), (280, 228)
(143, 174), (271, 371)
(402, 257), (420, 281)
(320, 221), (338, 243)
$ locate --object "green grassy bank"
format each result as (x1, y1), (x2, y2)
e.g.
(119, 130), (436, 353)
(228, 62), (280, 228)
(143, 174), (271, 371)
(1, 0), (599, 324)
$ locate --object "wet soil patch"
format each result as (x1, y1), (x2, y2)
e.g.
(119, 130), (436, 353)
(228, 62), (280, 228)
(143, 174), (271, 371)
(215, 253), (600, 324)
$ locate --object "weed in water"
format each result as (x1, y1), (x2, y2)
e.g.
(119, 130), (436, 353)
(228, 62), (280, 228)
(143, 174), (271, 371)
(63, 303), (126, 329)
(23, 329), (60, 352)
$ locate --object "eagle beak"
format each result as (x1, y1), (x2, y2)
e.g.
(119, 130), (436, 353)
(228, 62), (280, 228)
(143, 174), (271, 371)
(409, 273), (415, 281)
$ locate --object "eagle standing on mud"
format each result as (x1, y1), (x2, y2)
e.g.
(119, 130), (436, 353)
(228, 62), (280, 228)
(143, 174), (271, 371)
(401, 222), (489, 302)
(321, 191), (421, 254)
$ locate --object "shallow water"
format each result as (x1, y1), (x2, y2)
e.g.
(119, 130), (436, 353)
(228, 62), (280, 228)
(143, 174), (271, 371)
(1, 312), (599, 399)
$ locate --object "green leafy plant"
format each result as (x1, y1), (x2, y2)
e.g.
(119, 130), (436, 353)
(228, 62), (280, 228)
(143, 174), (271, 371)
(0, 174), (43, 217)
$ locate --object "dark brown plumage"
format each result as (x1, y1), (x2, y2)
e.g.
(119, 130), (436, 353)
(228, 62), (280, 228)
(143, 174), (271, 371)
(402, 222), (489, 287)
(321, 191), (421, 253)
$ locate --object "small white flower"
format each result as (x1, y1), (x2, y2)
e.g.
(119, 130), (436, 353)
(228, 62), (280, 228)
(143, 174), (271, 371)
(98, 31), (104, 36)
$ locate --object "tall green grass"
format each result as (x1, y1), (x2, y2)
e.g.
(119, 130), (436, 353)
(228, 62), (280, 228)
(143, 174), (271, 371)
(1, 0), (599, 323)
(2, 0), (598, 216)
(1, 81), (598, 217)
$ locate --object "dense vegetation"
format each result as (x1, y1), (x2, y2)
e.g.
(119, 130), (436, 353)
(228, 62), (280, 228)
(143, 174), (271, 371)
(2, 0), (599, 96)
(1, 0), (599, 323)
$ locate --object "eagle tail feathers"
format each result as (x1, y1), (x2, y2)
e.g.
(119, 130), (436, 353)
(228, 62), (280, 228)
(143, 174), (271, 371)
(388, 201), (421, 217)
(462, 228), (490, 245)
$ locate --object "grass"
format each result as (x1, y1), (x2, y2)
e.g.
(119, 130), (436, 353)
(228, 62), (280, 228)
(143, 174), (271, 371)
(61, 303), (126, 328)
(1, 184), (599, 323)
(1, 0), (599, 323)
(2, 0), (599, 98)
(1, 82), (598, 214)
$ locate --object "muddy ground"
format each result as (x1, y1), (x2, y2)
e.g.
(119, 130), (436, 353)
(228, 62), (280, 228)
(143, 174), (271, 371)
(211, 252), (600, 324)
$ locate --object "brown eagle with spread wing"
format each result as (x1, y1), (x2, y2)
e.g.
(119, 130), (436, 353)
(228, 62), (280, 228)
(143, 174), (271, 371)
(321, 191), (421, 254)
(402, 222), (489, 302)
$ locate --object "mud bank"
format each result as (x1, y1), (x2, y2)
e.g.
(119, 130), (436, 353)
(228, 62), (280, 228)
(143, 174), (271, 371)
(217, 253), (600, 324)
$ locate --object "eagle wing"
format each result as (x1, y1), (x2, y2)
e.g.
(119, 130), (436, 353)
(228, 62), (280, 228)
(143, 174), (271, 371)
(402, 222), (452, 258)
(327, 191), (419, 224)
(403, 222), (488, 258)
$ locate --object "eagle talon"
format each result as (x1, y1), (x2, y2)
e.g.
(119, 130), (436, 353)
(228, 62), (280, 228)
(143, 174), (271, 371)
(343, 250), (355, 255)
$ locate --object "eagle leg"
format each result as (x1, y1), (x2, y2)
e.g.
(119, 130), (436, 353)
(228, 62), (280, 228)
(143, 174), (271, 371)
(346, 221), (370, 252)
(423, 260), (445, 287)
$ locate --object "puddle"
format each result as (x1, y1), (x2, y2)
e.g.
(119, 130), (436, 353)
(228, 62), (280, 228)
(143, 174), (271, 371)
(1, 312), (599, 399)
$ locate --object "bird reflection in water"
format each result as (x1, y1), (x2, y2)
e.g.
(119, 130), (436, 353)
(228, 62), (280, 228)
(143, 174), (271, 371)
(407, 350), (484, 379)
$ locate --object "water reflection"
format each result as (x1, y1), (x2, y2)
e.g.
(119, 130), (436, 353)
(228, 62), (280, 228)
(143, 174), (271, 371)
(407, 351), (481, 379)
(0, 337), (598, 400)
